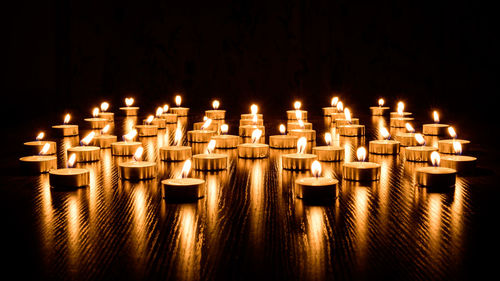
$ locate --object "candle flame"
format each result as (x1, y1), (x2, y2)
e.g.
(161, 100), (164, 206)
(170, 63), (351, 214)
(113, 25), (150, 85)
(163, 104), (169, 112)
(146, 115), (154, 124)
(212, 100), (220, 110)
(36, 132), (45, 141)
(92, 107), (100, 117)
(297, 137), (307, 154)
(203, 116), (208, 121)
(206, 140), (216, 154)
(201, 118), (212, 130)
(123, 129), (137, 142)
(174, 127), (182, 146)
(181, 159), (192, 178)
(133, 147), (143, 162)
(357, 147), (367, 162)
(39, 143), (51, 155)
(405, 123), (415, 133)
(251, 129), (262, 143)
(433, 111), (440, 123)
(221, 124), (228, 134)
(156, 107), (163, 117)
(68, 153), (76, 168)
(331, 97), (339, 106)
(279, 124), (286, 134)
(397, 101), (405, 116)
(294, 101), (301, 110)
(325, 132), (332, 146)
(298, 119), (305, 129)
(344, 108), (352, 122)
(250, 104), (258, 115)
(378, 98), (385, 107)
(64, 114), (71, 124)
(380, 127), (390, 140)
(175, 95), (182, 107)
(295, 110), (302, 120)
(448, 126), (457, 138)
(125, 97), (134, 107)
(453, 141), (462, 155)
(337, 101), (344, 112)
(101, 102), (109, 112)
(415, 133), (425, 145)
(311, 160), (322, 178)
(431, 151), (440, 167)
(81, 131), (95, 146)
(101, 124), (110, 134)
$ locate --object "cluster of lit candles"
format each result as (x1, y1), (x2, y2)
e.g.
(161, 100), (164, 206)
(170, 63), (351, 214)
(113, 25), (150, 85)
(19, 95), (477, 202)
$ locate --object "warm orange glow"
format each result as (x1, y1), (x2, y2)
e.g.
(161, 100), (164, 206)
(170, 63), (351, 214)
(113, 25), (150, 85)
(68, 153), (76, 168)
(279, 124), (286, 134)
(81, 131), (96, 146)
(344, 108), (352, 122)
(405, 123), (415, 133)
(163, 104), (169, 112)
(101, 102), (109, 112)
(453, 141), (462, 155)
(294, 101), (301, 110)
(311, 160), (322, 178)
(415, 133), (425, 145)
(36, 132), (45, 141)
(175, 95), (182, 107)
(221, 124), (228, 134)
(378, 98), (385, 107)
(250, 104), (258, 115)
(133, 147), (143, 162)
(380, 127), (390, 140)
(448, 126), (457, 138)
(181, 159), (192, 178)
(123, 129), (137, 142)
(251, 129), (262, 143)
(102, 124), (110, 134)
(324, 132), (332, 146)
(433, 111), (440, 123)
(206, 140), (216, 154)
(174, 127), (182, 146)
(125, 97), (134, 107)
(39, 143), (51, 155)
(337, 101), (344, 112)
(357, 147), (367, 162)
(146, 115), (154, 124)
(295, 109), (302, 120)
(298, 119), (305, 129)
(201, 118), (212, 130)
(297, 137), (307, 154)
(212, 100), (220, 110)
(397, 101), (404, 116)
(64, 114), (71, 124)
(92, 107), (99, 117)
(331, 97), (339, 106)
(252, 114), (258, 124)
(203, 116), (208, 121)
(156, 107), (163, 117)
(431, 151), (440, 167)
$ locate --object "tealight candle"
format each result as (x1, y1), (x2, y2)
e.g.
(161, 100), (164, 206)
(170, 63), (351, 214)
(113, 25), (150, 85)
(239, 125), (266, 138)
(241, 104), (263, 120)
(205, 100), (226, 120)
(119, 147), (157, 180)
(240, 117), (264, 126)
(98, 102), (114, 121)
(282, 137), (318, 170)
(416, 151), (456, 187)
(395, 123), (418, 146)
(440, 142), (477, 173)
(287, 120), (313, 130)
(160, 104), (178, 123)
(423, 111), (449, 135)
(322, 97), (339, 116)
(49, 154), (90, 188)
(330, 101), (345, 120)
(390, 101), (412, 118)
(194, 118), (220, 131)
(162, 160), (205, 201)
(370, 98), (390, 116)
(296, 160), (339, 200)
(287, 101), (308, 121)
(135, 115), (158, 136)
(312, 133), (344, 161)
(111, 130), (142, 156)
(405, 133), (438, 162)
(238, 129), (269, 158)
(390, 101), (413, 127)
(84, 107), (108, 129)
(211, 124), (239, 149)
(24, 132), (56, 155)
(188, 119), (217, 142)
(119, 97), (139, 116)
(269, 124), (298, 149)
(343, 147), (381, 181)
(369, 127), (400, 155)
(337, 108), (365, 136)
(160, 127), (192, 161)
(438, 127), (470, 154)
(92, 124), (117, 148)
(170, 95), (189, 116)
(288, 129), (316, 142)
(144, 107), (166, 129)
(193, 140), (228, 170)
(19, 143), (57, 173)
(335, 118), (359, 126)
(67, 132), (100, 162)
(52, 114), (79, 136)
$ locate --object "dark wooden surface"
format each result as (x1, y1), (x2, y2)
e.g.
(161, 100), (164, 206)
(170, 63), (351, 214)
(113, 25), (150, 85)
(2, 111), (498, 281)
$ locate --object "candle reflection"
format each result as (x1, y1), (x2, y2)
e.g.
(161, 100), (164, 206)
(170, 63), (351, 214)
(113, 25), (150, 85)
(58, 136), (79, 168)
(177, 205), (201, 280)
(37, 174), (54, 268)
(305, 206), (327, 279)
(353, 186), (369, 267)
(123, 116), (137, 135)
(371, 116), (387, 138)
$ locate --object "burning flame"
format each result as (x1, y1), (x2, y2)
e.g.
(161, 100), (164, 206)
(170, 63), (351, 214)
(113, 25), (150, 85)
(92, 107), (100, 117)
(325, 132), (332, 146)
(279, 124), (286, 134)
(415, 133), (425, 145)
(212, 100), (220, 110)
(64, 114), (71, 124)
(250, 104), (258, 115)
(344, 108), (352, 122)
(101, 102), (109, 112)
(380, 127), (390, 140)
(146, 115), (154, 124)
(337, 101), (344, 112)
(378, 98), (385, 107)
(221, 124), (228, 134)
(453, 141), (462, 155)
(201, 118), (212, 130)
(448, 126), (457, 138)
(125, 97), (134, 107)
(297, 137), (307, 154)
(298, 119), (305, 129)
(331, 97), (339, 106)
(123, 129), (137, 142)
(294, 101), (301, 110)
(203, 116), (208, 121)
(431, 151), (440, 167)
(133, 147), (143, 162)
(206, 140), (216, 154)
(181, 159), (192, 178)
(251, 129), (262, 143)
(295, 110), (302, 120)
(68, 153), (76, 168)
(405, 123), (415, 133)
(174, 127), (182, 146)
(80, 131), (95, 146)
(311, 160), (322, 178)
(101, 124), (110, 134)
(175, 95), (182, 107)
(433, 111), (440, 123)
(357, 147), (367, 162)
(163, 104), (169, 112)
(156, 107), (163, 117)
(397, 101), (404, 116)
(36, 132), (45, 141)
(39, 143), (51, 155)
(252, 114), (258, 125)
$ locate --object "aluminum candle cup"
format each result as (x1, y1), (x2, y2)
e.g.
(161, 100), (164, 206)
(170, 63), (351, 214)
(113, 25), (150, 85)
(322, 107), (338, 116)
(170, 107), (189, 116)
(287, 110), (308, 121)
(390, 112), (412, 118)
(440, 155), (477, 173)
(84, 117), (108, 129)
(67, 146), (100, 162)
(330, 112), (345, 120)
(296, 177), (338, 200)
(52, 124), (79, 136)
(193, 153), (228, 170)
(238, 143), (269, 158)
(240, 119), (264, 126)
(369, 140), (400, 155)
(119, 106), (139, 116)
(159, 146), (192, 161)
(161, 113), (178, 124)
(239, 126), (266, 137)
(24, 141), (57, 155)
(312, 146), (344, 161)
(119, 161), (157, 180)
(395, 133), (417, 146)
(92, 135), (117, 148)
(212, 135), (239, 149)
(49, 168), (90, 188)
(241, 113), (263, 120)
(145, 118), (166, 129)
(205, 109), (226, 120)
(335, 118), (359, 127)
(162, 178), (205, 201)
(423, 124), (449, 136)
(98, 112), (114, 121)
(338, 125), (365, 137)
(287, 122), (313, 130)
(241, 136), (265, 144)
(19, 156), (57, 174)
(405, 146), (438, 162)
(111, 141), (142, 156)
(135, 125), (158, 136)
(194, 122), (219, 131)
(282, 153), (317, 170)
(342, 162), (381, 181)
(188, 130), (216, 143)
(438, 139), (470, 154)
(288, 129), (316, 142)
(370, 106), (390, 116)
(415, 167), (456, 187)
(390, 117), (414, 128)
(269, 135), (298, 149)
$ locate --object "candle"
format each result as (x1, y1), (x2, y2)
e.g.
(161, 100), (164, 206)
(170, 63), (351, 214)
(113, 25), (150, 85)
(239, 125), (266, 141)
(24, 132), (56, 155)
(390, 101), (413, 127)
(238, 129), (269, 158)
(98, 102), (114, 121)
(269, 124), (298, 149)
(343, 147), (381, 181)
(240, 114), (264, 126)
(415, 151), (456, 187)
(52, 113), (79, 136)
(370, 98), (390, 116)
(241, 104), (263, 120)
(438, 126), (470, 154)
(119, 97), (139, 116)
(211, 124), (239, 149)
(423, 111), (449, 135)
(330, 101), (345, 120)
(194, 117), (220, 131)
(389, 101), (412, 118)
(160, 127), (192, 161)
(92, 124), (117, 148)
(160, 104), (178, 123)
(144, 107), (166, 129)
(287, 120), (313, 130)
(369, 127), (400, 155)
(405, 133), (438, 162)
(170, 95), (189, 116)
(162, 159), (205, 201)
(287, 101), (308, 121)
(337, 108), (365, 136)
(440, 142), (477, 173)
(67, 131), (100, 162)
(296, 160), (339, 200)
(49, 154), (90, 188)
(193, 140), (228, 170)
(188, 118), (217, 142)
(395, 123), (418, 146)
(19, 143), (57, 173)
(118, 147), (157, 180)
(135, 115), (158, 136)
(205, 99), (226, 120)
(84, 107), (108, 129)
(322, 97), (339, 116)
(111, 129), (142, 156)
(312, 133), (344, 161)
(282, 137), (318, 170)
